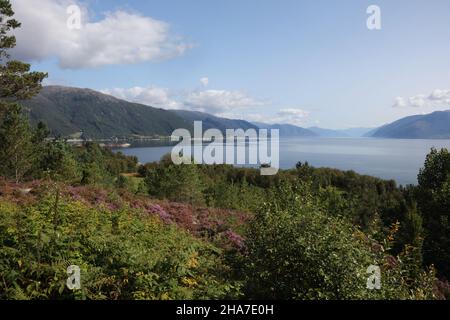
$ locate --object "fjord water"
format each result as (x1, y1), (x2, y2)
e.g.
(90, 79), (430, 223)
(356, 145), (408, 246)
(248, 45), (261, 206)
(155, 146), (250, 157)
(117, 138), (450, 185)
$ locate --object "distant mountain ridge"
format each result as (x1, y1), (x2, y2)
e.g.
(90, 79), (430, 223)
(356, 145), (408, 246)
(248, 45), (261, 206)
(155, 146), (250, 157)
(22, 86), (257, 139)
(22, 86), (317, 139)
(370, 111), (450, 139)
(23, 86), (450, 140)
(171, 110), (258, 133)
(252, 122), (317, 137)
(308, 127), (374, 138)
(23, 86), (191, 139)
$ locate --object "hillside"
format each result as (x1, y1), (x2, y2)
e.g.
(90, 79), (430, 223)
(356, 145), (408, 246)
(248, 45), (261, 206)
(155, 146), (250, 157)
(371, 111), (450, 139)
(23, 87), (450, 140)
(170, 110), (258, 133)
(253, 122), (318, 137)
(22, 86), (263, 139)
(22, 86), (191, 139)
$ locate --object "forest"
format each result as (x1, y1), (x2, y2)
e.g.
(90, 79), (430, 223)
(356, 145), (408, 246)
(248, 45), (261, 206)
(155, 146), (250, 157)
(0, 0), (449, 300)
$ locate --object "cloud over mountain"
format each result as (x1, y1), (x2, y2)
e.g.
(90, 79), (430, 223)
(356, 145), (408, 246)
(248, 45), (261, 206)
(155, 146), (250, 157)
(393, 89), (450, 108)
(101, 86), (182, 110)
(11, 0), (191, 69)
(184, 90), (267, 114)
(102, 85), (268, 115)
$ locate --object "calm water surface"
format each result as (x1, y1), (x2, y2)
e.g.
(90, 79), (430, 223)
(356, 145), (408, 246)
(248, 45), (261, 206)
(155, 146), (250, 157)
(116, 138), (450, 185)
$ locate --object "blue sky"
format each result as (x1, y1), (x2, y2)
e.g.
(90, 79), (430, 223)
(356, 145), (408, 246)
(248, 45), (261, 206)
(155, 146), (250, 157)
(10, 0), (450, 129)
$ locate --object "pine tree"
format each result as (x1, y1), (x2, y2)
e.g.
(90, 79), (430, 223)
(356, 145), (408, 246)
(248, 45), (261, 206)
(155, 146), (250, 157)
(0, 102), (33, 182)
(0, 0), (47, 181)
(1, 0), (47, 100)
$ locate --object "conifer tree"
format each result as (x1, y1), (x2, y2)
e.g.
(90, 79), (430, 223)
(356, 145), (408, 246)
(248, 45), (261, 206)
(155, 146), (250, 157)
(0, 0), (47, 181)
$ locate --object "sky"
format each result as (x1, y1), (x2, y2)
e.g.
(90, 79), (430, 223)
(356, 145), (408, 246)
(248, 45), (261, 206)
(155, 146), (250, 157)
(8, 0), (450, 129)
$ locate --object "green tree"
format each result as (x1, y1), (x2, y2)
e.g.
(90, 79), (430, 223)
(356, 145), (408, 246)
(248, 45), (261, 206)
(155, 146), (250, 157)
(145, 163), (205, 206)
(0, 0), (47, 101)
(0, 102), (33, 182)
(37, 139), (81, 183)
(241, 181), (436, 300)
(417, 148), (450, 279)
(0, 0), (47, 181)
(81, 162), (105, 185)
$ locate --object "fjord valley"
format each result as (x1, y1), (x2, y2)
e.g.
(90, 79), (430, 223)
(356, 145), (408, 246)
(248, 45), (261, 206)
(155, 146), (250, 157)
(2, 83), (450, 299)
(20, 85), (450, 185)
(23, 86), (450, 142)
(1, 0), (450, 302)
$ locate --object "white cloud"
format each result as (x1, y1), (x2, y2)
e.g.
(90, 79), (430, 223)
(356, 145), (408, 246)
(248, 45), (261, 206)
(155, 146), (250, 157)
(101, 86), (182, 109)
(184, 90), (267, 114)
(103, 85), (310, 126)
(215, 112), (266, 122)
(200, 77), (209, 87)
(270, 108), (310, 126)
(218, 108), (310, 127)
(393, 89), (450, 108)
(429, 89), (450, 103)
(393, 97), (407, 108)
(11, 0), (192, 69)
(102, 85), (267, 115)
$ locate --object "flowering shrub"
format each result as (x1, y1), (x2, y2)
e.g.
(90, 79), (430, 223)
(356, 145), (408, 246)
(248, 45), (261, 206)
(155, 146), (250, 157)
(0, 164), (442, 300)
(223, 230), (245, 250)
(0, 186), (241, 300)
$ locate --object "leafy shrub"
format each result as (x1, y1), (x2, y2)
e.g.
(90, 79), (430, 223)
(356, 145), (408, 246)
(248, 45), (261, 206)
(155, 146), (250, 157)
(144, 163), (205, 205)
(240, 182), (437, 300)
(417, 148), (450, 279)
(0, 186), (241, 300)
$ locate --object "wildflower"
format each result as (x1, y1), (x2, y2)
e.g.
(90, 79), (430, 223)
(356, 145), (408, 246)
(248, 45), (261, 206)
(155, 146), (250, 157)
(181, 277), (198, 288)
(224, 230), (245, 250)
(187, 252), (199, 269)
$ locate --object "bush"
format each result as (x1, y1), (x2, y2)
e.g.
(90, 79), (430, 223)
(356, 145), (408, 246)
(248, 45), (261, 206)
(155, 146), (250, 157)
(417, 148), (450, 279)
(145, 163), (205, 206)
(0, 186), (240, 300)
(241, 182), (437, 300)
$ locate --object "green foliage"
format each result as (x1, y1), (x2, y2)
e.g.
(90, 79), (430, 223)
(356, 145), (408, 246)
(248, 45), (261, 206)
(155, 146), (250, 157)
(0, 60), (47, 100)
(0, 130), (137, 185)
(145, 161), (205, 206)
(0, 187), (239, 300)
(0, 0), (47, 182)
(204, 179), (265, 212)
(417, 148), (450, 279)
(23, 86), (191, 139)
(0, 102), (33, 182)
(74, 143), (138, 185)
(0, 2), (445, 299)
(0, 0), (47, 100)
(35, 139), (81, 183)
(115, 175), (146, 195)
(0, 0), (20, 59)
(240, 182), (436, 300)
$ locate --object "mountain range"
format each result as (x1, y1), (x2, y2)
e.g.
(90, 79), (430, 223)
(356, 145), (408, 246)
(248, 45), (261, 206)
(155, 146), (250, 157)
(307, 127), (374, 138)
(23, 86), (319, 139)
(252, 122), (317, 137)
(371, 110), (450, 139)
(20, 86), (450, 140)
(22, 86), (189, 139)
(171, 110), (258, 133)
(22, 86), (258, 139)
